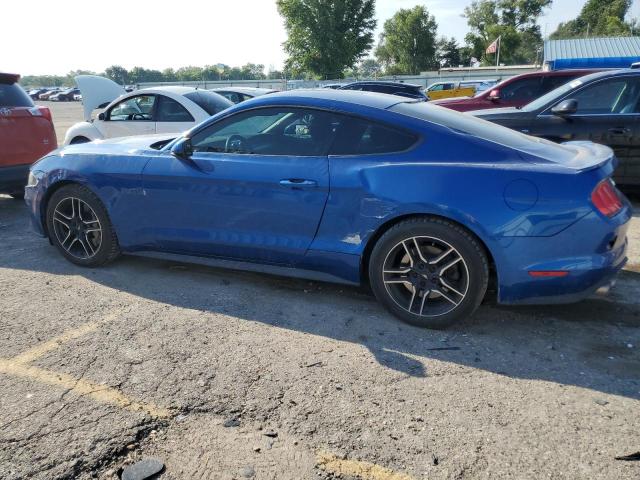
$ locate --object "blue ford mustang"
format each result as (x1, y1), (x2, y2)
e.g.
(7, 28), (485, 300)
(25, 90), (630, 328)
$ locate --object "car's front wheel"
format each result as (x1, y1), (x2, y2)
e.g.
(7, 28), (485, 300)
(369, 217), (489, 329)
(46, 184), (120, 267)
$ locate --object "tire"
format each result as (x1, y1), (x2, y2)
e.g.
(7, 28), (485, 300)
(70, 136), (90, 145)
(369, 217), (489, 329)
(45, 184), (120, 267)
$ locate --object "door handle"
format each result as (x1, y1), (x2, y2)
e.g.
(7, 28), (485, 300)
(608, 127), (631, 136)
(279, 179), (318, 188)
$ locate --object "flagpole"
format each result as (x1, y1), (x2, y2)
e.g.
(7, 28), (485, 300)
(496, 35), (501, 71)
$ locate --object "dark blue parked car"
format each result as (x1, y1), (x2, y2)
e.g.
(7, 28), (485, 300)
(25, 90), (630, 328)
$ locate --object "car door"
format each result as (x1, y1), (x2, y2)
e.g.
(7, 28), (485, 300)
(140, 106), (333, 264)
(96, 94), (156, 139)
(154, 94), (196, 135)
(530, 76), (640, 185)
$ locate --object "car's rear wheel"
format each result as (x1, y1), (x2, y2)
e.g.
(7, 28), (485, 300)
(369, 217), (488, 329)
(46, 184), (120, 267)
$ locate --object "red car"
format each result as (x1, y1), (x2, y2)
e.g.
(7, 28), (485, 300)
(0, 73), (56, 198)
(431, 69), (601, 112)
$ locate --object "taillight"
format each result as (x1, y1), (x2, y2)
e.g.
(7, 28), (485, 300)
(29, 106), (52, 122)
(591, 179), (622, 217)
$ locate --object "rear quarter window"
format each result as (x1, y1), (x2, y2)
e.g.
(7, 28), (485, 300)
(0, 83), (34, 107)
(184, 91), (233, 116)
(330, 115), (417, 155)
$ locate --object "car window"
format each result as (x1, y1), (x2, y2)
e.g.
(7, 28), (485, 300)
(571, 78), (640, 114)
(190, 107), (337, 156)
(500, 77), (543, 102)
(330, 115), (417, 156)
(108, 95), (155, 121)
(216, 91), (243, 104)
(155, 95), (194, 122)
(184, 91), (233, 116)
(542, 75), (574, 93)
(429, 84), (444, 91)
(0, 83), (34, 107)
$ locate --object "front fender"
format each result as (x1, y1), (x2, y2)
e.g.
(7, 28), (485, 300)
(63, 122), (102, 145)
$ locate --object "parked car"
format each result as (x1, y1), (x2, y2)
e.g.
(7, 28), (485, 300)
(209, 87), (277, 104)
(322, 83), (343, 89)
(470, 69), (640, 187)
(28, 88), (48, 100)
(0, 73), (56, 198)
(38, 88), (63, 100)
(26, 90), (629, 329)
(73, 93), (82, 101)
(432, 69), (600, 112)
(64, 76), (233, 145)
(338, 81), (428, 100)
(425, 81), (476, 100)
(50, 88), (80, 101)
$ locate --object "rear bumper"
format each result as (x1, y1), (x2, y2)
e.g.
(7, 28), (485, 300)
(0, 164), (30, 193)
(495, 205), (631, 305)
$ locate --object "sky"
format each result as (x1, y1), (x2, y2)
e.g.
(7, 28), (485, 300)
(3, 0), (639, 76)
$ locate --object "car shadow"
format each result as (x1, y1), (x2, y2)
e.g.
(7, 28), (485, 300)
(1, 196), (639, 400)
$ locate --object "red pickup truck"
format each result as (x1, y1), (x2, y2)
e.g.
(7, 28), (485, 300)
(431, 69), (601, 112)
(0, 73), (56, 198)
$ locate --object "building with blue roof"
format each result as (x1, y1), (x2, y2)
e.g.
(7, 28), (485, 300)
(544, 36), (640, 70)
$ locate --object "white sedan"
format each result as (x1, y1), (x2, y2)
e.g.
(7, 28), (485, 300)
(64, 76), (233, 145)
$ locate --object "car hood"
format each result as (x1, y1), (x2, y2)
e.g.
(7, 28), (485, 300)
(61, 134), (176, 155)
(75, 75), (126, 122)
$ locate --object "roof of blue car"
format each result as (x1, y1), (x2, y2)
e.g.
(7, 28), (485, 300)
(255, 88), (412, 110)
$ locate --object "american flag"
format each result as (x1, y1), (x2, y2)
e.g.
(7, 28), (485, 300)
(486, 38), (499, 54)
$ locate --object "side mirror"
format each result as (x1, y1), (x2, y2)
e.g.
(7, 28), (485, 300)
(98, 112), (105, 121)
(551, 99), (578, 116)
(170, 137), (193, 160)
(488, 89), (500, 101)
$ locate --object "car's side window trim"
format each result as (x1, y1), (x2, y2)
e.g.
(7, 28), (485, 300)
(188, 104), (422, 159)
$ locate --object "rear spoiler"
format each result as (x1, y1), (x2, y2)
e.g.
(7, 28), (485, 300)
(0, 73), (20, 84)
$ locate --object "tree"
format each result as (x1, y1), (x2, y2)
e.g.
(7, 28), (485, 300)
(359, 58), (382, 77)
(105, 66), (130, 85)
(240, 63), (267, 80)
(277, 0), (376, 79)
(437, 37), (462, 68)
(375, 6), (439, 75)
(551, 0), (636, 39)
(463, 0), (550, 65)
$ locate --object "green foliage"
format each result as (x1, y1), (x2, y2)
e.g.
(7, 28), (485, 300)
(375, 6), (439, 74)
(551, 0), (636, 38)
(464, 0), (550, 65)
(277, 0), (376, 79)
(20, 71), (98, 88)
(105, 65), (129, 84)
(437, 37), (463, 68)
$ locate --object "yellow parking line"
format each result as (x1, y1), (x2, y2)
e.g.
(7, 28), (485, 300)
(2, 307), (169, 418)
(316, 452), (416, 480)
(11, 321), (102, 365)
(0, 358), (170, 418)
